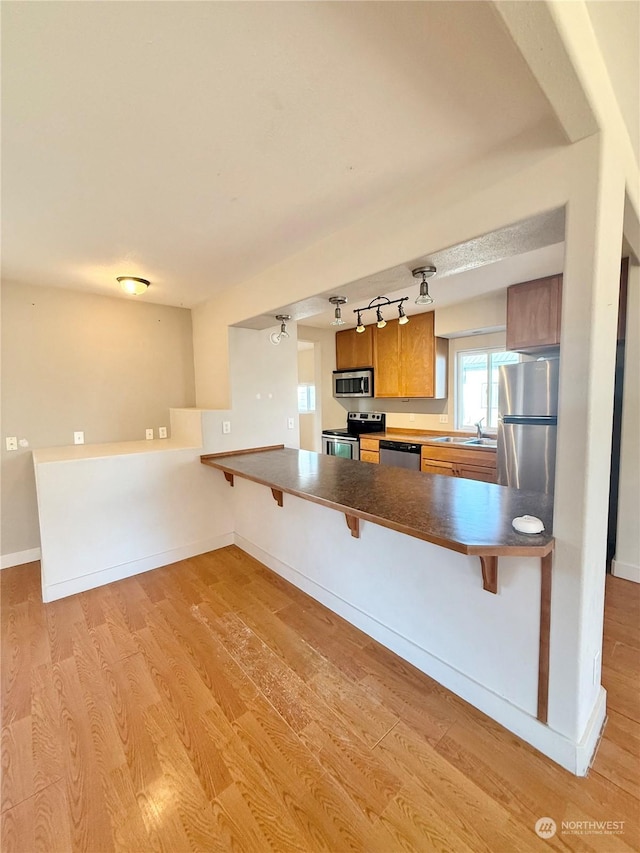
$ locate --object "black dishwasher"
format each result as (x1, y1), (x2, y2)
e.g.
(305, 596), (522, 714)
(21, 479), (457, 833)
(379, 440), (421, 470)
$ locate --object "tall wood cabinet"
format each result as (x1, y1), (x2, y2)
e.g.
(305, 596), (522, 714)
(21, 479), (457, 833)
(506, 274), (562, 353)
(373, 312), (447, 399)
(335, 325), (373, 370)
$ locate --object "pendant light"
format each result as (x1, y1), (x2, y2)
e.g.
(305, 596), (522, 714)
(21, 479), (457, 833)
(412, 266), (436, 305)
(270, 315), (291, 345)
(329, 296), (348, 326)
(353, 295), (409, 332)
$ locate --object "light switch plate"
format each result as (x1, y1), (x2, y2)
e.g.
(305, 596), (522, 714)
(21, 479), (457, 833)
(287, 417), (295, 429)
(145, 429), (154, 440)
(74, 431), (84, 445)
(158, 426), (168, 439)
(5, 437), (17, 451)
(222, 421), (231, 435)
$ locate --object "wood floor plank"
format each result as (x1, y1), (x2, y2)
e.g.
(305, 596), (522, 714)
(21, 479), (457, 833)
(1, 602), (32, 725)
(52, 657), (116, 852)
(379, 777), (479, 853)
(374, 719), (542, 853)
(134, 622), (233, 802)
(155, 598), (255, 722)
(1, 717), (33, 812)
(0, 779), (72, 853)
(299, 719), (403, 823)
(233, 696), (387, 852)
(1, 546), (638, 851)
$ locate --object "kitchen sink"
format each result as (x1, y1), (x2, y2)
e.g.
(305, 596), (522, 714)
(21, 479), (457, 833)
(464, 438), (498, 446)
(430, 436), (471, 443)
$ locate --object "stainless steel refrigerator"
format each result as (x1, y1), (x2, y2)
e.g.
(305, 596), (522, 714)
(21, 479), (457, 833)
(497, 359), (559, 494)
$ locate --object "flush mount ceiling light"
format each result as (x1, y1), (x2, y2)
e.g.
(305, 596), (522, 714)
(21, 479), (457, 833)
(412, 266), (436, 305)
(328, 296), (348, 326)
(270, 314), (291, 345)
(117, 276), (150, 296)
(353, 295), (410, 333)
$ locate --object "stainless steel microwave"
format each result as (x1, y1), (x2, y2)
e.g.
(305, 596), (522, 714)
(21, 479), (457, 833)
(333, 368), (374, 398)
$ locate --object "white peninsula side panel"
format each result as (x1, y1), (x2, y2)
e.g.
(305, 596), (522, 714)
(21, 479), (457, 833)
(33, 440), (232, 602)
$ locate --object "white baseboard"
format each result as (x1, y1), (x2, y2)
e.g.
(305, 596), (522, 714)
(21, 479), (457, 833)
(235, 533), (604, 777)
(42, 534), (234, 602)
(611, 559), (640, 584)
(1, 548), (42, 569)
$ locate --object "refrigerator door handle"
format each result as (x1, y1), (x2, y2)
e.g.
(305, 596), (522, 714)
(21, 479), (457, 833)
(501, 416), (558, 426)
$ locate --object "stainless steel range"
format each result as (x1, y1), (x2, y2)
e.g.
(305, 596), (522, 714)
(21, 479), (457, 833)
(321, 412), (385, 460)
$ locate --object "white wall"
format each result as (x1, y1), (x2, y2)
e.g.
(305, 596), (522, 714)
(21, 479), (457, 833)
(297, 324), (347, 429)
(298, 346), (320, 452)
(1, 281), (196, 563)
(231, 477), (601, 774)
(614, 263), (640, 582)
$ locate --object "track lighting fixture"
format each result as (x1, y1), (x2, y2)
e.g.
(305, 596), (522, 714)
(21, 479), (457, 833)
(353, 295), (410, 333)
(412, 266), (436, 305)
(270, 315), (291, 345)
(329, 296), (348, 326)
(117, 276), (150, 296)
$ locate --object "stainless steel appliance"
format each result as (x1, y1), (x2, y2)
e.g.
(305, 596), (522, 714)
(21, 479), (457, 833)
(333, 368), (373, 398)
(379, 440), (421, 471)
(322, 411), (385, 460)
(497, 359), (559, 494)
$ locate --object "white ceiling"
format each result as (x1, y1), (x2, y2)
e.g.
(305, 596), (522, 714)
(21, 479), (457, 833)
(239, 208), (566, 329)
(2, 1), (561, 308)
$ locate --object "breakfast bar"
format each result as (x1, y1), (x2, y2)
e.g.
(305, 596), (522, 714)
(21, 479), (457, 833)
(201, 445), (555, 721)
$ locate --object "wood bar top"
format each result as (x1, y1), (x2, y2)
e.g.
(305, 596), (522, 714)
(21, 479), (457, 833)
(201, 448), (553, 557)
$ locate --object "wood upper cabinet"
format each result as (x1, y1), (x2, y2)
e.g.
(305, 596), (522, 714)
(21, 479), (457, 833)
(373, 312), (447, 399)
(506, 275), (563, 353)
(372, 321), (402, 396)
(335, 326), (373, 370)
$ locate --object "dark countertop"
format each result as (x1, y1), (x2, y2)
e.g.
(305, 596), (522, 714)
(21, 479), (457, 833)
(201, 448), (553, 557)
(362, 430), (497, 452)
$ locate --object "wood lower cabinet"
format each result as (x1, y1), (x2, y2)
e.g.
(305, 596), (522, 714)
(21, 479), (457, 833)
(420, 459), (456, 477)
(359, 437), (380, 464)
(506, 274), (562, 353)
(421, 446), (497, 483)
(373, 312), (447, 399)
(335, 326), (373, 370)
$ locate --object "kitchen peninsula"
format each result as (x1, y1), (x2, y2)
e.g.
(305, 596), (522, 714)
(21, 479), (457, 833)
(201, 446), (554, 722)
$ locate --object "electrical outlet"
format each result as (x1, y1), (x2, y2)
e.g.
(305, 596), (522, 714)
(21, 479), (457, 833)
(439, 415), (448, 424)
(288, 417), (295, 429)
(409, 413), (415, 422)
(158, 426), (168, 439)
(5, 437), (17, 451)
(19, 439), (29, 448)
(74, 431), (84, 445)
(145, 428), (154, 440)
(222, 421), (231, 435)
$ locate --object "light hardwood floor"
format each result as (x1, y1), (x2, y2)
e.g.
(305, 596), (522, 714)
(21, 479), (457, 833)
(1, 546), (638, 851)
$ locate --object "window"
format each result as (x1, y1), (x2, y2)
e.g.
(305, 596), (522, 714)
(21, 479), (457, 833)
(297, 384), (316, 413)
(456, 348), (519, 430)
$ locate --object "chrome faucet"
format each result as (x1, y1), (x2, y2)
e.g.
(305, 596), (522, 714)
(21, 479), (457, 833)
(475, 418), (484, 439)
